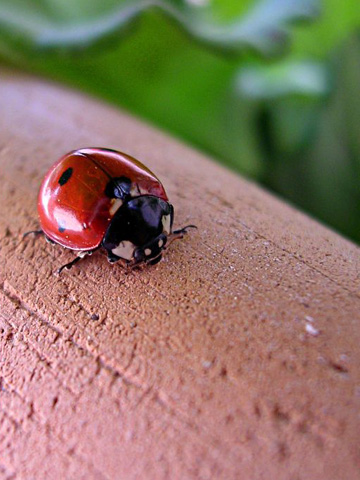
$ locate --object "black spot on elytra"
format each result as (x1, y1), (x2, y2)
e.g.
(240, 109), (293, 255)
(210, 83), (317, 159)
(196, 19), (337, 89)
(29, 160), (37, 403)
(58, 225), (66, 233)
(58, 167), (73, 186)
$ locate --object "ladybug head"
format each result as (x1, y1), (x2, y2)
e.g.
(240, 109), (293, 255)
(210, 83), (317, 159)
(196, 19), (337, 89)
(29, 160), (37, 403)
(133, 232), (167, 265)
(102, 195), (173, 266)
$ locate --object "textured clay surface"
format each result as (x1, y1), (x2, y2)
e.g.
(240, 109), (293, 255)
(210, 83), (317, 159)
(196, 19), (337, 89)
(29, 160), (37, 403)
(0, 71), (360, 480)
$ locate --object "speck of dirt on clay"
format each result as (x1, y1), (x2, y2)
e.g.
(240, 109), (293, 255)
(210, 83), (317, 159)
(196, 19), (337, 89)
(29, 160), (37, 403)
(305, 323), (320, 336)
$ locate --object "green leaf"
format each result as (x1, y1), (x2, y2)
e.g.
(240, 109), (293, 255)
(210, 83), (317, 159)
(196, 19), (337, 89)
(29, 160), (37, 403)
(291, 0), (360, 58)
(237, 60), (329, 99)
(0, 0), (319, 55)
(0, 0), (320, 180)
(261, 34), (360, 243)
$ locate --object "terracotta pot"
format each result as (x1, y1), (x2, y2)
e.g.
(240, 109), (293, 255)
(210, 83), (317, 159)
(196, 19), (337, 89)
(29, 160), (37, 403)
(1, 71), (359, 480)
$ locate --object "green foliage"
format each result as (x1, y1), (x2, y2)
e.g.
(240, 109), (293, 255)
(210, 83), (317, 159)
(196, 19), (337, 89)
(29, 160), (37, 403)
(0, 0), (359, 242)
(0, 0), (318, 53)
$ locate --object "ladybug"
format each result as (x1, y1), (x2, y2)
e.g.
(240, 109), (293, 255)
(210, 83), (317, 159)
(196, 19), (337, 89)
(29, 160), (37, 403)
(26, 148), (195, 273)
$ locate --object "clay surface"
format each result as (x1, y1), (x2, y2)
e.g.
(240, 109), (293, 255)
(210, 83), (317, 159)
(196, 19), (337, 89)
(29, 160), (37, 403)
(1, 70), (360, 480)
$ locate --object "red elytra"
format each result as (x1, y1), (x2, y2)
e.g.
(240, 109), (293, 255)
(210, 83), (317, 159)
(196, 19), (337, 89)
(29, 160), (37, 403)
(38, 148), (168, 251)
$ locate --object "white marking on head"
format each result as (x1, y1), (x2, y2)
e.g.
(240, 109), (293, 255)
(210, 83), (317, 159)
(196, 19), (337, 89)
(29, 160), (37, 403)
(112, 240), (135, 261)
(162, 214), (171, 235)
(144, 248), (152, 256)
(158, 239), (164, 248)
(109, 198), (123, 216)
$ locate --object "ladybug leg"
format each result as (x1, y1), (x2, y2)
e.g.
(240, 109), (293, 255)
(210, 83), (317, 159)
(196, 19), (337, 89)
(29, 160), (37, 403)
(165, 225), (197, 248)
(22, 229), (43, 239)
(57, 250), (96, 275)
(23, 230), (57, 246)
(172, 224), (197, 236)
(147, 253), (163, 266)
(45, 235), (55, 245)
(23, 230), (56, 246)
(57, 256), (82, 275)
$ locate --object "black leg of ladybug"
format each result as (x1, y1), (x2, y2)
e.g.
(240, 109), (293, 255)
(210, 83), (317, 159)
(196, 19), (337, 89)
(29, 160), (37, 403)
(172, 224), (197, 236)
(23, 230), (56, 246)
(45, 235), (55, 245)
(57, 256), (82, 275)
(57, 250), (96, 275)
(22, 229), (43, 239)
(128, 252), (162, 269)
(147, 253), (163, 266)
(165, 224), (197, 249)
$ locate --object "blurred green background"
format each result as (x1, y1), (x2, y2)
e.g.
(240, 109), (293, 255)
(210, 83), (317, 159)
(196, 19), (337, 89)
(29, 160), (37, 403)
(1, 0), (359, 243)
